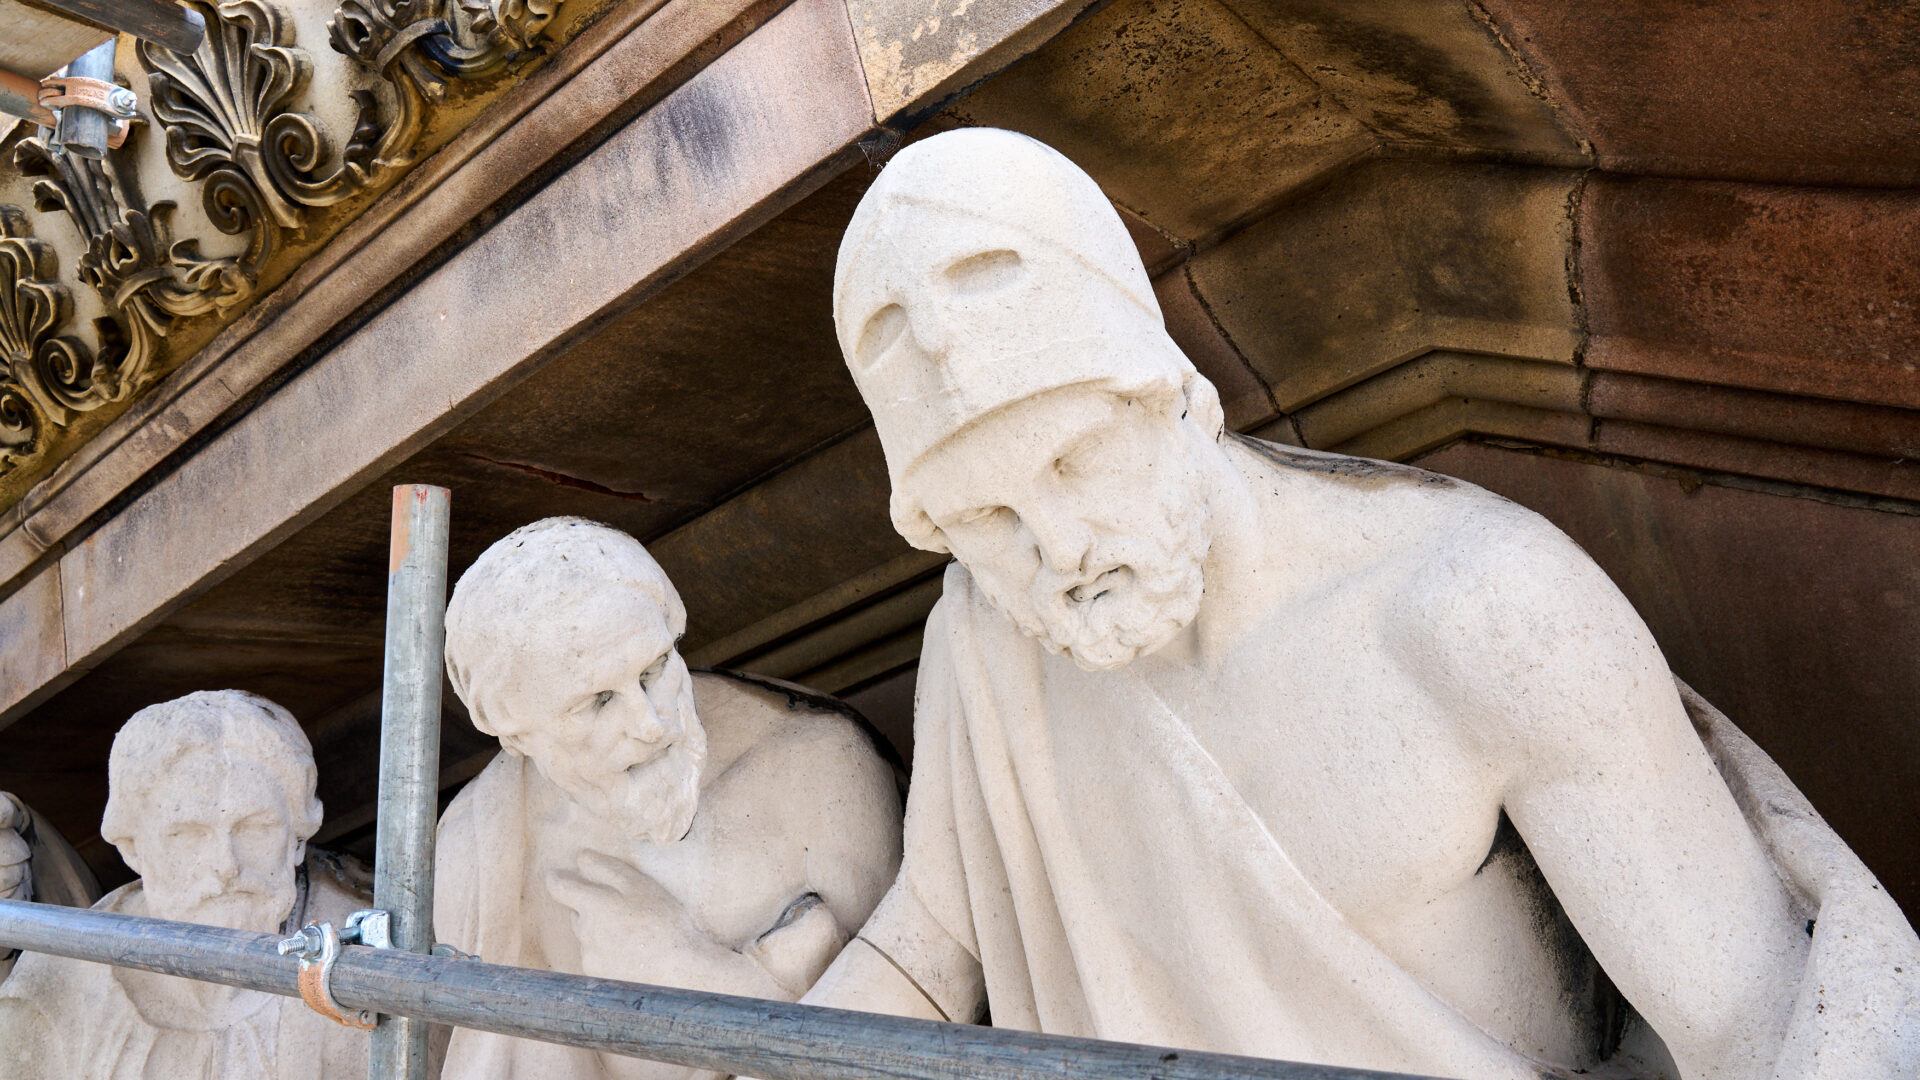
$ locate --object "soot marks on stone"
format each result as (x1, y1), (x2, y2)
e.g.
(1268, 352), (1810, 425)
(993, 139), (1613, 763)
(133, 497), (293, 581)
(1295, 11), (1521, 146)
(652, 74), (749, 188)
(1233, 431), (1462, 489)
(1478, 812), (1642, 1067)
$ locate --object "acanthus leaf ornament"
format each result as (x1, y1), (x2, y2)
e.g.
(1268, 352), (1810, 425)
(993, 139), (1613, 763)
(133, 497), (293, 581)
(0, 208), (94, 471)
(13, 135), (256, 417)
(139, 0), (386, 222)
(0, 0), (569, 483)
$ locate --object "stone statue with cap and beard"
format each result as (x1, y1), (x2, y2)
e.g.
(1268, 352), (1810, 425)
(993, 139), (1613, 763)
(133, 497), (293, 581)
(0, 690), (373, 1080)
(794, 128), (1920, 1080)
(433, 517), (903, 1080)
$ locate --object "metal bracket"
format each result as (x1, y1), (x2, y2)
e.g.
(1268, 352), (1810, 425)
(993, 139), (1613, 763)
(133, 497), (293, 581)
(278, 920), (378, 1029)
(342, 908), (391, 949)
(37, 75), (135, 148)
(279, 909), (477, 1029)
(38, 76), (136, 118)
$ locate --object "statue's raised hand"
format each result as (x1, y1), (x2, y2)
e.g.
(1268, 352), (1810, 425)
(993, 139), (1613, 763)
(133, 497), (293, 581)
(0, 793), (30, 903)
(547, 849), (705, 983)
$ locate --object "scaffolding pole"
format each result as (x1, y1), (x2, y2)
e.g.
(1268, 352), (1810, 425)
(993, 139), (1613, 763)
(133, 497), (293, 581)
(371, 484), (450, 1080)
(0, 897), (1449, 1080)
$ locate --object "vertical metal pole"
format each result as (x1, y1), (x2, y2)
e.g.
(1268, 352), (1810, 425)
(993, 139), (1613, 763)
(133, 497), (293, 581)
(52, 40), (114, 159)
(371, 485), (450, 1080)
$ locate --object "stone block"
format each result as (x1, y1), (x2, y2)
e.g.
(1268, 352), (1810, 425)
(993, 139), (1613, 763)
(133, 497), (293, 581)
(0, 565), (63, 722)
(1580, 175), (1920, 411)
(1220, 0), (1584, 158)
(1483, 0), (1920, 185)
(1189, 158), (1581, 411)
(846, 0), (1098, 123)
(947, 0), (1377, 241)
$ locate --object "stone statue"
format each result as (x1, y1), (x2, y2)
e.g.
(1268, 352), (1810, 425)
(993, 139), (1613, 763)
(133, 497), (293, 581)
(799, 128), (1920, 1079)
(0, 690), (373, 1080)
(0, 791), (101, 984)
(435, 517), (903, 1080)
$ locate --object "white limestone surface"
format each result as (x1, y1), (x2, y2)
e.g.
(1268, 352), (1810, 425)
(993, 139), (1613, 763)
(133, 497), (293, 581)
(436, 518), (903, 1080)
(802, 126), (1920, 1080)
(0, 690), (372, 1079)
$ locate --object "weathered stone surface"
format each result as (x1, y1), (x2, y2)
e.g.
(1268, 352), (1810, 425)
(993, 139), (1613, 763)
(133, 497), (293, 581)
(1219, 0), (1584, 158)
(1188, 158), (1581, 411)
(0, 566), (62, 718)
(1418, 440), (1920, 922)
(1483, 0), (1920, 186)
(947, 0), (1377, 241)
(1151, 266), (1278, 432)
(1580, 175), (1920, 411)
(846, 0), (1099, 123)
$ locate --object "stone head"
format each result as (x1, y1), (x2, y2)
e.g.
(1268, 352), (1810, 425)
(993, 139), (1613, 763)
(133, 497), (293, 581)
(101, 690), (324, 932)
(444, 518), (705, 845)
(833, 128), (1226, 669)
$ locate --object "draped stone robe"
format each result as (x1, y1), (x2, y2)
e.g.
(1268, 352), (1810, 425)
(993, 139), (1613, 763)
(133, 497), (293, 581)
(869, 561), (1919, 1078)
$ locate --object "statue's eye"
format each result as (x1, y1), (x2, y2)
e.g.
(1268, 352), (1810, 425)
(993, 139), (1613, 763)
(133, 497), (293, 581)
(854, 304), (908, 371)
(593, 690), (615, 708)
(943, 249), (1023, 296)
(639, 656), (668, 688)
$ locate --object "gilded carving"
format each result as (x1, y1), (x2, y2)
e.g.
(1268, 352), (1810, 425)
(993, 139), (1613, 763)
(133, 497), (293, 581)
(0, 0), (570, 483)
(4, 138), (254, 475)
(0, 208), (71, 468)
(139, 0), (385, 225)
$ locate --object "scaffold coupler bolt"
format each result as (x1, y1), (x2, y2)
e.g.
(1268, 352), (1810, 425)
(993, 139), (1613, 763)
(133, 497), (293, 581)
(278, 918), (377, 1029)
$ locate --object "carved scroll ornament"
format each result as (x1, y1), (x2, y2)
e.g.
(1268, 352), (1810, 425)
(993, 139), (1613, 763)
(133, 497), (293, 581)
(0, 0), (567, 478)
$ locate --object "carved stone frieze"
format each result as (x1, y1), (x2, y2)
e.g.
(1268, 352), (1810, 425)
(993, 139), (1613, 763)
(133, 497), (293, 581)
(0, 0), (576, 484)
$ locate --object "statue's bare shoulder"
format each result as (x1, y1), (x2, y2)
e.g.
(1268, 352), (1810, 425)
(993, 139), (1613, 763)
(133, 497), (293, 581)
(688, 670), (904, 919)
(1369, 462), (1669, 746)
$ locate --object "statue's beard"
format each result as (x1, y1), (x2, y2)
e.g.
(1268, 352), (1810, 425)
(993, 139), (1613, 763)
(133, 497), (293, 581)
(580, 724), (709, 847)
(157, 874), (295, 933)
(978, 490), (1212, 671)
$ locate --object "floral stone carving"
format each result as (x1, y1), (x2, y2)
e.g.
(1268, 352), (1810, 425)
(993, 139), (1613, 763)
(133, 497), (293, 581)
(0, 0), (571, 485)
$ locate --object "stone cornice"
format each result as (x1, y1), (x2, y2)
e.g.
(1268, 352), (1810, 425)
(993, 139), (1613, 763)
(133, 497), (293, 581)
(0, 0), (623, 507)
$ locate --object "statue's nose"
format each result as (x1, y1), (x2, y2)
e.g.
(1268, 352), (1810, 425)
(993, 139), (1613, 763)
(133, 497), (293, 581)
(629, 698), (672, 746)
(1023, 511), (1091, 578)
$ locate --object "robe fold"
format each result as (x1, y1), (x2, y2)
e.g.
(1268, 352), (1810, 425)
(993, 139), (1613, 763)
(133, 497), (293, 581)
(881, 564), (1919, 1078)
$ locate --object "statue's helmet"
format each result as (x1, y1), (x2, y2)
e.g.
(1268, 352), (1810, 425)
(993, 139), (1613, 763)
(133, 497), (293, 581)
(832, 128), (1212, 549)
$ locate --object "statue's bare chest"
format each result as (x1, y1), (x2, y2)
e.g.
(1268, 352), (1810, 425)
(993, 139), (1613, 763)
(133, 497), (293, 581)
(1134, 621), (1507, 926)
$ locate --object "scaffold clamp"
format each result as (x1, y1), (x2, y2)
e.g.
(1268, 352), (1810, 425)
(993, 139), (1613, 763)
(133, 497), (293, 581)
(279, 918), (378, 1029)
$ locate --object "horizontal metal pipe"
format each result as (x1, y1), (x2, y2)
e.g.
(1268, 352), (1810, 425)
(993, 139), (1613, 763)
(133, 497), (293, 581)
(0, 898), (1447, 1080)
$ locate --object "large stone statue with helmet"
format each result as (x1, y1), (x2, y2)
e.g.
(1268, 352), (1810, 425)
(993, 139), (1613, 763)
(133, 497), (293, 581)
(433, 517), (904, 1080)
(796, 128), (1920, 1079)
(0, 690), (372, 1080)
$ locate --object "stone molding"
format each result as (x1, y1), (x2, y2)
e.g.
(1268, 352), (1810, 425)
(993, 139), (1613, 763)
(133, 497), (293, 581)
(0, 0), (591, 499)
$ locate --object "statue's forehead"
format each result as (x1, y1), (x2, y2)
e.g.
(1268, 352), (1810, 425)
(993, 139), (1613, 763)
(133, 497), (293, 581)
(140, 750), (290, 821)
(843, 210), (1035, 291)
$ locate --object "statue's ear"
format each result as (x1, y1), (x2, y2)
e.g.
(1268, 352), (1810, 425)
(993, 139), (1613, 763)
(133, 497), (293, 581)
(1181, 369), (1226, 441)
